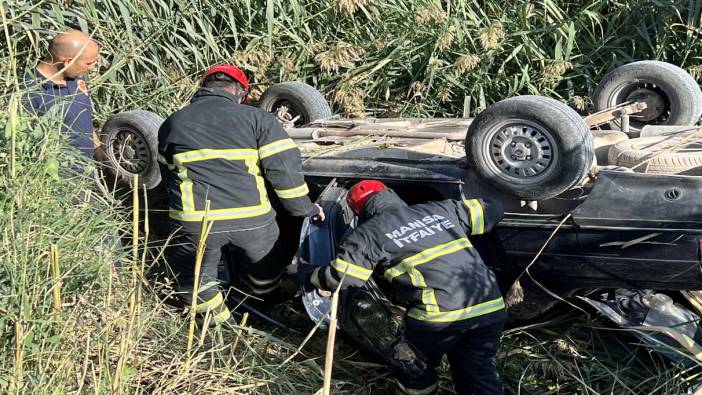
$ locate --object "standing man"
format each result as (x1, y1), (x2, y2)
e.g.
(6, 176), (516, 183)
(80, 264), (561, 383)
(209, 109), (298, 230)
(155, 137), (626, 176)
(22, 29), (102, 159)
(287, 181), (506, 394)
(158, 64), (324, 325)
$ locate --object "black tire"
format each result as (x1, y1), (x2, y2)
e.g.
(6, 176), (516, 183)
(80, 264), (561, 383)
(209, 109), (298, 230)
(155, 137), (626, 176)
(608, 135), (702, 175)
(258, 81), (332, 126)
(593, 61), (702, 133)
(100, 110), (163, 190)
(467, 96), (593, 200)
(592, 130), (628, 166)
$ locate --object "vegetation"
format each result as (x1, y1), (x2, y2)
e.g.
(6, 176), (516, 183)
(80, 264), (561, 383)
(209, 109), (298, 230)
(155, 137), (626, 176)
(7, 0), (702, 119)
(2, 0), (702, 393)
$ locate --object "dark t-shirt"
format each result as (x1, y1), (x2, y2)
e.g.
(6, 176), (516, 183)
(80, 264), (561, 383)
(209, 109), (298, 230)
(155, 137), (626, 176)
(22, 69), (94, 157)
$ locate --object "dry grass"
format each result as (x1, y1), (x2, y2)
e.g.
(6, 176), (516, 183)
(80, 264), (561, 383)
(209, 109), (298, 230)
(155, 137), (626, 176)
(336, 0), (369, 15)
(315, 42), (366, 73)
(415, 3), (447, 26)
(454, 54), (481, 75)
(6, 0), (702, 117)
(479, 21), (504, 50)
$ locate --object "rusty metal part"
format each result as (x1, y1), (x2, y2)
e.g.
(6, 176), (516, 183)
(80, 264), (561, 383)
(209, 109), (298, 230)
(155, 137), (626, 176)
(286, 127), (467, 140)
(584, 101), (649, 127)
(275, 105), (300, 129)
(625, 87), (666, 122)
(621, 114), (630, 135)
(292, 118), (473, 140)
(305, 118), (473, 129)
(640, 125), (700, 137)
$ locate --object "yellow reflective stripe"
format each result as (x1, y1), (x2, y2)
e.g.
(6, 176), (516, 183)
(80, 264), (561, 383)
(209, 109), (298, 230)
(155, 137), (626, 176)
(169, 202), (272, 222)
(405, 267), (439, 313)
(173, 148), (257, 164)
(195, 293), (223, 313)
(275, 183), (309, 199)
(384, 237), (472, 282)
(258, 138), (297, 159)
(246, 272), (283, 287)
(408, 297), (505, 323)
(247, 273), (283, 295)
(402, 237), (472, 269)
(175, 164), (195, 212)
(330, 258), (373, 281)
(250, 283), (281, 295)
(382, 237), (480, 316)
(422, 288), (440, 313)
(170, 150), (271, 221)
(212, 308), (231, 324)
(157, 154), (175, 170)
(246, 159), (269, 206)
(384, 266), (405, 281)
(408, 270), (425, 287)
(463, 198), (485, 235)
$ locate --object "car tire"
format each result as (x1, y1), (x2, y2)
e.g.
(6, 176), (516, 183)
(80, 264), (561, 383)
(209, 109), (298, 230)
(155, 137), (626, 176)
(467, 95), (594, 200)
(593, 61), (702, 134)
(608, 135), (702, 175)
(592, 130), (629, 166)
(100, 110), (163, 190)
(258, 81), (332, 126)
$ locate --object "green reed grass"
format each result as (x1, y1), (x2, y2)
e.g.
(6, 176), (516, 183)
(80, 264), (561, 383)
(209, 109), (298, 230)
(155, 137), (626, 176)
(7, 0), (702, 120)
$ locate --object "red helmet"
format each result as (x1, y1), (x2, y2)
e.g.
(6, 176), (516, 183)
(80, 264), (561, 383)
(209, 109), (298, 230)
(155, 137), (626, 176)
(202, 64), (250, 89)
(347, 180), (387, 215)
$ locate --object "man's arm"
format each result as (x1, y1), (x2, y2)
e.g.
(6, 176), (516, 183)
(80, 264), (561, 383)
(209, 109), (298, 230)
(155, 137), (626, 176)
(444, 197), (504, 236)
(156, 119), (177, 192)
(311, 230), (378, 291)
(93, 129), (107, 161)
(257, 113), (320, 218)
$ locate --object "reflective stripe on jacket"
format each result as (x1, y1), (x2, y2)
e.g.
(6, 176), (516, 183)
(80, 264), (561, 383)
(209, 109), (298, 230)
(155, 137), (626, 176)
(316, 189), (506, 328)
(158, 88), (316, 231)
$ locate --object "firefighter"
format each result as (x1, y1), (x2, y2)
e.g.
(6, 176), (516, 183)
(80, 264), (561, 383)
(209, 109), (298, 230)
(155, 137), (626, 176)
(158, 64), (324, 325)
(287, 180), (506, 394)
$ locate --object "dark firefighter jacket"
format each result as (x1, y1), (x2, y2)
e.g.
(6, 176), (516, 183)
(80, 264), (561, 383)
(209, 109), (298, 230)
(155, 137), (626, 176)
(313, 189), (507, 329)
(157, 88), (317, 232)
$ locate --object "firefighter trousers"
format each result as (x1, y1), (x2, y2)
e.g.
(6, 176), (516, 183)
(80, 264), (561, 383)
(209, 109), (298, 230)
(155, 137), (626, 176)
(166, 220), (285, 322)
(396, 319), (506, 395)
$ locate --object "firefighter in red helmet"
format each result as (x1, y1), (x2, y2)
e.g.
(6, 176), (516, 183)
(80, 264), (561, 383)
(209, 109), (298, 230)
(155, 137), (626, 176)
(288, 180), (506, 394)
(158, 64), (324, 325)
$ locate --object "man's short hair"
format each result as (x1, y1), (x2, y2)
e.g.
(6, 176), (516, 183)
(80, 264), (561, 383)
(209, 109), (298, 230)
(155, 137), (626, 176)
(202, 72), (242, 90)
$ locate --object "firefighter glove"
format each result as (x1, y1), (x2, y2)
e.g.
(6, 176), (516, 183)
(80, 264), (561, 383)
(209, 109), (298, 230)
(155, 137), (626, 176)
(387, 340), (428, 380)
(285, 262), (318, 289)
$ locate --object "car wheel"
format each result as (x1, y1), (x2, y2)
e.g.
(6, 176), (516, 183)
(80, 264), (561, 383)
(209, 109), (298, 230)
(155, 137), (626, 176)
(608, 135), (702, 175)
(100, 110), (164, 190)
(467, 95), (593, 200)
(593, 61), (702, 134)
(258, 81), (332, 127)
(592, 130), (629, 166)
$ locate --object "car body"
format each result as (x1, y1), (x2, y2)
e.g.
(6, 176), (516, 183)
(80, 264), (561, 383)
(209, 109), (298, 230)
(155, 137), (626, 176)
(292, 118), (702, 322)
(99, 60), (702, 355)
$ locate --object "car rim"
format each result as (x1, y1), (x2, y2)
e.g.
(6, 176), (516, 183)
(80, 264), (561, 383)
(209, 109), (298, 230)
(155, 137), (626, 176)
(270, 99), (306, 127)
(611, 82), (671, 127)
(109, 127), (150, 174)
(482, 120), (559, 184)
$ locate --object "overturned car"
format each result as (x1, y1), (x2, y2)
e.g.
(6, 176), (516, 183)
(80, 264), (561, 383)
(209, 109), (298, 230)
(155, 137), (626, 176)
(100, 60), (702, 361)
